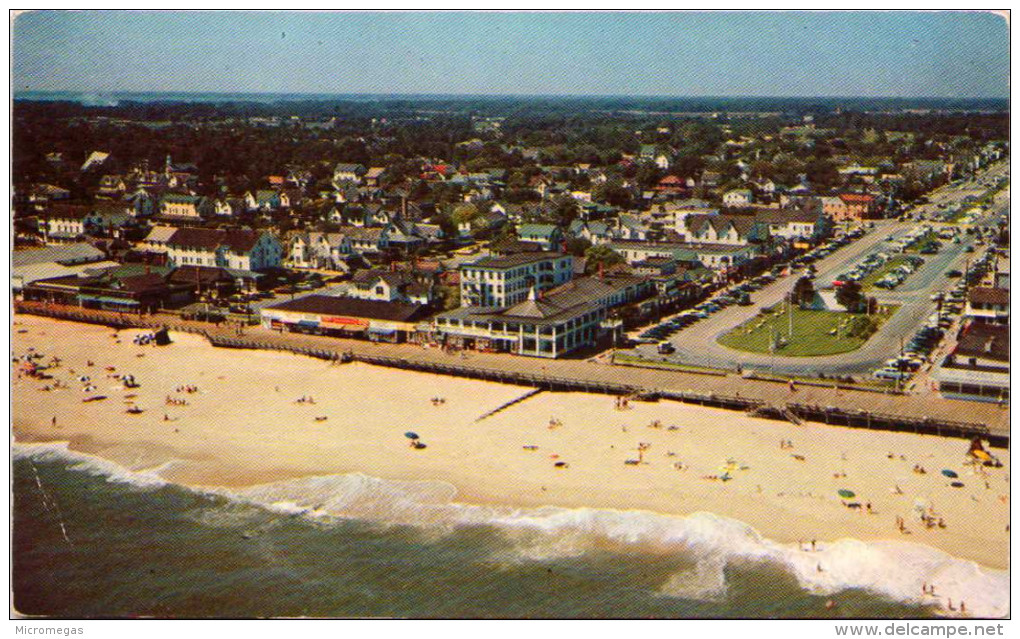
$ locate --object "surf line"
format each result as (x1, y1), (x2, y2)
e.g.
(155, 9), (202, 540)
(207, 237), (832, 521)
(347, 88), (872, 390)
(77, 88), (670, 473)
(30, 460), (75, 549)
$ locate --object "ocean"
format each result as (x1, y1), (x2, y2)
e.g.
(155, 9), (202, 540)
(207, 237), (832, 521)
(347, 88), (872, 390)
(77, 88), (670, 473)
(12, 442), (1003, 619)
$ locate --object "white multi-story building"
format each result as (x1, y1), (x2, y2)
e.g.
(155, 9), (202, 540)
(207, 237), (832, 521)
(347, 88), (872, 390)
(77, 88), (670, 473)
(163, 227), (282, 271)
(459, 252), (573, 308)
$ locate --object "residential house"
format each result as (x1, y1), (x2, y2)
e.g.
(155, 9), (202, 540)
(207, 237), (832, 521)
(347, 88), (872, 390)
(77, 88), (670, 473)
(286, 232), (354, 270)
(338, 225), (389, 255)
(838, 193), (878, 220)
(159, 194), (207, 221)
(683, 214), (768, 246)
(755, 206), (832, 242)
(567, 220), (614, 246)
(363, 167), (387, 187)
(348, 269), (433, 305)
(333, 163), (368, 185)
(44, 204), (101, 242)
(81, 151), (110, 172)
(723, 189), (754, 207)
(517, 223), (564, 251)
(97, 175), (128, 198)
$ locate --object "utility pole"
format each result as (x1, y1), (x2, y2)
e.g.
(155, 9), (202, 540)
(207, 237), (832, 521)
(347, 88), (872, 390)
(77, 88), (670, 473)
(788, 293), (793, 341)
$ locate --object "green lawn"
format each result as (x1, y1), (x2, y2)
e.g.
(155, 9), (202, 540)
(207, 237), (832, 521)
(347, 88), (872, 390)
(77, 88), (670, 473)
(717, 306), (895, 357)
(903, 231), (940, 253)
(613, 354), (728, 376)
(859, 256), (917, 290)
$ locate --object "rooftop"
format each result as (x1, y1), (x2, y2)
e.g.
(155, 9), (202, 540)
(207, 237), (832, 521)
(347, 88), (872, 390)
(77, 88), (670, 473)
(265, 294), (427, 323)
(466, 251), (566, 270)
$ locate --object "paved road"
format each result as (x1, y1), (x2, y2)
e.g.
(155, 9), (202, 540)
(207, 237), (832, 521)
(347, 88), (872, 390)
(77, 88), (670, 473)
(625, 164), (1008, 377)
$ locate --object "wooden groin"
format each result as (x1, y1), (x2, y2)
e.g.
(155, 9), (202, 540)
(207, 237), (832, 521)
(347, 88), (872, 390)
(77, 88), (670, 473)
(475, 389), (544, 422)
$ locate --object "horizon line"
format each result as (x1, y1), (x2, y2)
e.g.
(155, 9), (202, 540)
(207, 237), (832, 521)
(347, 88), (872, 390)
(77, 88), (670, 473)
(13, 89), (1010, 102)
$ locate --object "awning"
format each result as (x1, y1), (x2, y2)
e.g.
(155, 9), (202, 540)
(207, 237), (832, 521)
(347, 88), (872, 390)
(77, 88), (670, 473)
(79, 295), (140, 306)
(368, 327), (397, 336)
(297, 320), (319, 328)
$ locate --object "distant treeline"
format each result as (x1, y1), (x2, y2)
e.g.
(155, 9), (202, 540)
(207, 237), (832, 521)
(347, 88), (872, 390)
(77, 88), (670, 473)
(13, 94), (1009, 121)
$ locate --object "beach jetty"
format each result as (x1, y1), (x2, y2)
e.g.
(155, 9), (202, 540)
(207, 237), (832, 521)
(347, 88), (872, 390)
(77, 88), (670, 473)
(475, 388), (544, 422)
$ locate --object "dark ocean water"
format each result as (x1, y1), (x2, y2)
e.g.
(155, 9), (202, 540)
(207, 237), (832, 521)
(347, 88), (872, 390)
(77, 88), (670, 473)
(12, 444), (998, 619)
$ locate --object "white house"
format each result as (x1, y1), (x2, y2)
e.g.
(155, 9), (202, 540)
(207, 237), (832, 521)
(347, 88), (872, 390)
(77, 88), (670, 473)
(44, 205), (101, 241)
(164, 227), (282, 271)
(333, 163), (367, 185)
(348, 269), (433, 305)
(286, 232), (354, 270)
(723, 189), (753, 207)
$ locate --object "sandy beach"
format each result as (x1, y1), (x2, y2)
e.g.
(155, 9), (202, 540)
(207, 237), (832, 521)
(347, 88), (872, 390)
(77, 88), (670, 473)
(13, 314), (1010, 582)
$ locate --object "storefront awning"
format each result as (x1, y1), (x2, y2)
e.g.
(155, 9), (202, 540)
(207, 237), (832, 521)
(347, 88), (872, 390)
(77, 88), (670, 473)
(297, 320), (319, 328)
(368, 327), (397, 336)
(79, 295), (139, 306)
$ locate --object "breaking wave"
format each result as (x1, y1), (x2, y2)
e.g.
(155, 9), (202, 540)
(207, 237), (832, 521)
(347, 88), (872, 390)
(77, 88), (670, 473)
(14, 440), (1008, 618)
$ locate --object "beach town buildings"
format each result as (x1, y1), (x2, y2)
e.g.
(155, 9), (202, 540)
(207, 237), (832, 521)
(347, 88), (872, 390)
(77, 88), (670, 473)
(260, 295), (430, 343)
(158, 193), (208, 221)
(965, 287), (1009, 325)
(517, 223), (564, 251)
(459, 252), (574, 308)
(347, 269), (433, 305)
(432, 274), (653, 358)
(608, 240), (759, 274)
(285, 231), (354, 270)
(161, 227), (283, 271)
(722, 189), (753, 207)
(43, 204), (102, 242)
(333, 163), (367, 185)
(933, 322), (1009, 403)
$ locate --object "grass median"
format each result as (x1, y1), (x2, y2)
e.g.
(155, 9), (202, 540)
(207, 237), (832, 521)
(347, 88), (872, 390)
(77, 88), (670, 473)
(717, 304), (896, 357)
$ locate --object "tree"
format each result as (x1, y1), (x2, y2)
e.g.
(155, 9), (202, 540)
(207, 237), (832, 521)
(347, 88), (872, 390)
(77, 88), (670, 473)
(584, 245), (624, 274)
(564, 237), (592, 257)
(451, 203), (479, 225)
(550, 195), (579, 226)
(792, 276), (815, 308)
(835, 281), (864, 312)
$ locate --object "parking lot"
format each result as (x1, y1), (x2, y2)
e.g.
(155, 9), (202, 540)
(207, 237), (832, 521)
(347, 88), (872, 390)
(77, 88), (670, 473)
(622, 165), (1008, 379)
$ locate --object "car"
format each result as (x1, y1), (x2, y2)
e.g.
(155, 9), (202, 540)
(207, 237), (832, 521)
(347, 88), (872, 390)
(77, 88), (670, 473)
(945, 269), (962, 278)
(657, 342), (675, 355)
(874, 369), (910, 381)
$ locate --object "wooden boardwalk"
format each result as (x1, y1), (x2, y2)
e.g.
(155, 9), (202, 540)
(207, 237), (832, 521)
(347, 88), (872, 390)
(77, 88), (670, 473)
(16, 302), (1009, 447)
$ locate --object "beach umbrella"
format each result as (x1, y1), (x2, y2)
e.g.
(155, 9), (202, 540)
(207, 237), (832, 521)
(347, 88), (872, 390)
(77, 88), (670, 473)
(404, 431), (420, 440)
(837, 489), (855, 499)
(941, 469), (958, 478)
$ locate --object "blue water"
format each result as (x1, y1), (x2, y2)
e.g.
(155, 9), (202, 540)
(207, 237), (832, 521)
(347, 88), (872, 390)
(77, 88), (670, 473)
(13, 444), (977, 619)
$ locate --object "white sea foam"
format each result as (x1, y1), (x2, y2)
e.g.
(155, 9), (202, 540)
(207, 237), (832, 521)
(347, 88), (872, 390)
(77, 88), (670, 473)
(15, 444), (1009, 618)
(13, 441), (170, 489)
